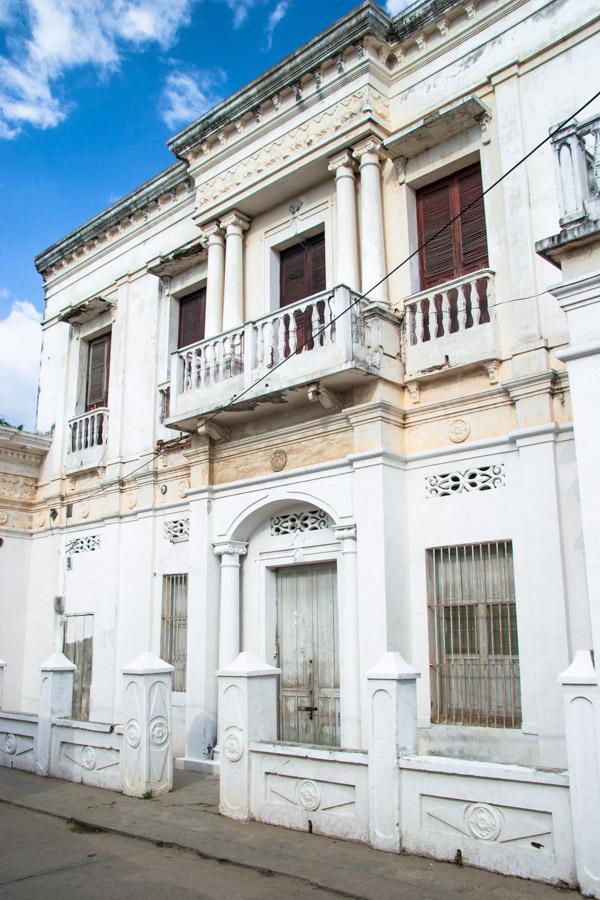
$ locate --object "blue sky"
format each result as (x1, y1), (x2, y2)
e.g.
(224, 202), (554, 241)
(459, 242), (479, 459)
(0, 0), (405, 429)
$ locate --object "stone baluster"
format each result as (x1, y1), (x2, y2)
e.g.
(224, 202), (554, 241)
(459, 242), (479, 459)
(221, 211), (250, 332)
(202, 222), (226, 338)
(328, 150), (360, 291)
(353, 138), (388, 305)
(214, 542), (248, 669)
(441, 292), (451, 336)
(121, 652), (174, 798)
(427, 298), (436, 340)
(277, 315), (286, 363)
(458, 285), (468, 331)
(288, 313), (297, 355)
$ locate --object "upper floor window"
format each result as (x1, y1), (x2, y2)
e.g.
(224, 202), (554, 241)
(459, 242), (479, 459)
(280, 232), (326, 307)
(86, 333), (111, 410)
(427, 540), (520, 728)
(178, 288), (206, 348)
(417, 163), (489, 290)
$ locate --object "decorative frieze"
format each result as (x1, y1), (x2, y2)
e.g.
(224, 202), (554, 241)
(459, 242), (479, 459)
(65, 535), (100, 554)
(0, 474), (37, 500)
(271, 509), (329, 535)
(425, 464), (506, 498)
(195, 88), (389, 210)
(163, 518), (190, 543)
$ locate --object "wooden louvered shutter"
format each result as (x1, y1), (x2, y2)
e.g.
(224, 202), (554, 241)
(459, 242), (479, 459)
(280, 242), (308, 307)
(457, 165), (488, 273)
(417, 163), (488, 290)
(417, 180), (455, 289)
(178, 289), (206, 348)
(86, 334), (110, 410)
(307, 233), (326, 295)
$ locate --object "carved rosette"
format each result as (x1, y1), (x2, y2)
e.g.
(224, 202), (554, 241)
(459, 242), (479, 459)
(150, 719), (169, 746)
(4, 733), (17, 755)
(126, 720), (141, 749)
(81, 746), (97, 770)
(224, 731), (244, 763)
(297, 779), (321, 811)
(464, 803), (502, 842)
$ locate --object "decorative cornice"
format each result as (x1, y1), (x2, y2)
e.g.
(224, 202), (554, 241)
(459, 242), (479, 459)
(167, 1), (392, 161)
(0, 426), (51, 459)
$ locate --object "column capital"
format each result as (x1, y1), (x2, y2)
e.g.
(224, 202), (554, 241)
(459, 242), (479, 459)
(213, 540), (248, 559)
(200, 220), (225, 245)
(220, 210), (251, 234)
(333, 523), (357, 542)
(353, 137), (386, 166)
(328, 149), (356, 176)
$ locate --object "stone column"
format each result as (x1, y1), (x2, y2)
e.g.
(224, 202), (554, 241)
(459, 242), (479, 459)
(217, 651), (280, 820)
(221, 211), (250, 332)
(214, 541), (248, 669)
(121, 652), (174, 798)
(202, 222), (225, 338)
(353, 137), (388, 305)
(559, 650), (600, 899)
(334, 524), (361, 747)
(37, 651), (76, 776)
(0, 658), (6, 709)
(367, 652), (420, 852)
(328, 150), (360, 292)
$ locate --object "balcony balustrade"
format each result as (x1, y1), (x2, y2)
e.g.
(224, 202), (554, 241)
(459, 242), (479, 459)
(404, 269), (497, 377)
(66, 408), (109, 473)
(167, 285), (402, 428)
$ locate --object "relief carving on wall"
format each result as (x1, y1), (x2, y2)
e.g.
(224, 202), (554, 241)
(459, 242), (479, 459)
(423, 796), (553, 852)
(195, 87), (389, 210)
(0, 474), (37, 501)
(266, 772), (356, 818)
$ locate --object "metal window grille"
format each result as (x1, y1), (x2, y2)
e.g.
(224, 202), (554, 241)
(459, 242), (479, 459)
(427, 541), (521, 728)
(160, 574), (188, 693)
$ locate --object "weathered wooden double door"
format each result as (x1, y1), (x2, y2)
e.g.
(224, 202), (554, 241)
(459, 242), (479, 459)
(276, 563), (340, 747)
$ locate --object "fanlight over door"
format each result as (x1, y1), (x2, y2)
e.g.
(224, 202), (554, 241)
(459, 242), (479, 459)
(276, 563), (340, 747)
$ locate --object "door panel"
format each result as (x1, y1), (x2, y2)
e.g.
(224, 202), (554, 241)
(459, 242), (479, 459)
(276, 563), (339, 746)
(63, 614), (94, 721)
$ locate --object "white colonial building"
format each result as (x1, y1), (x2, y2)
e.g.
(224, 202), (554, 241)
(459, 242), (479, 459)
(2, 0), (600, 891)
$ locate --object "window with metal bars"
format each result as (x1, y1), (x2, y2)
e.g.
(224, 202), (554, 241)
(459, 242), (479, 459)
(427, 541), (521, 728)
(160, 574), (188, 692)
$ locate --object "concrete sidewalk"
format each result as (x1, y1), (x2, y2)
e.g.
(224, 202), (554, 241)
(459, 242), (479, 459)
(0, 767), (574, 900)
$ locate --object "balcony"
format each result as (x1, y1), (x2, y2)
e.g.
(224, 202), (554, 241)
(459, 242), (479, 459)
(404, 269), (498, 378)
(536, 114), (600, 263)
(166, 285), (402, 429)
(66, 408), (109, 473)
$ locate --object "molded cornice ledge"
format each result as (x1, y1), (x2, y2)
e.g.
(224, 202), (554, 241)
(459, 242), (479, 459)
(507, 422), (559, 446)
(555, 340), (600, 363)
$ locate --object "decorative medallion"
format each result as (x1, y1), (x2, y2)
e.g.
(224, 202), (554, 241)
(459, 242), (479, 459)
(271, 449), (287, 472)
(81, 746), (97, 770)
(150, 720), (169, 746)
(4, 733), (17, 755)
(0, 511), (8, 526)
(126, 492), (138, 510)
(125, 720), (141, 749)
(177, 479), (189, 499)
(297, 779), (321, 811)
(224, 731), (244, 762)
(465, 803), (502, 842)
(79, 501), (90, 519)
(448, 418), (471, 443)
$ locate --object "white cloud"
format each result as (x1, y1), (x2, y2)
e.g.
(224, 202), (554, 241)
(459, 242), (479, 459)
(160, 67), (226, 129)
(0, 0), (195, 139)
(263, 0), (288, 51)
(0, 300), (42, 431)
(385, 0), (413, 14)
(223, 0), (258, 29)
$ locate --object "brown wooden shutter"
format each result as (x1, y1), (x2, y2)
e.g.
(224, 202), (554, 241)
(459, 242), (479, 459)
(86, 334), (110, 410)
(417, 180), (455, 289)
(417, 163), (488, 290)
(178, 288), (206, 348)
(307, 233), (326, 295)
(280, 242), (307, 307)
(457, 165), (489, 273)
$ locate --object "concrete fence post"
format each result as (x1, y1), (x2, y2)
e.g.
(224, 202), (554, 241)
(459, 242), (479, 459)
(559, 650), (600, 899)
(121, 652), (174, 798)
(0, 658), (6, 709)
(38, 651), (76, 776)
(367, 651), (420, 852)
(217, 651), (280, 821)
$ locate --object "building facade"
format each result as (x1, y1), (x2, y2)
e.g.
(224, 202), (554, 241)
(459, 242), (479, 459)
(2, 0), (600, 890)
